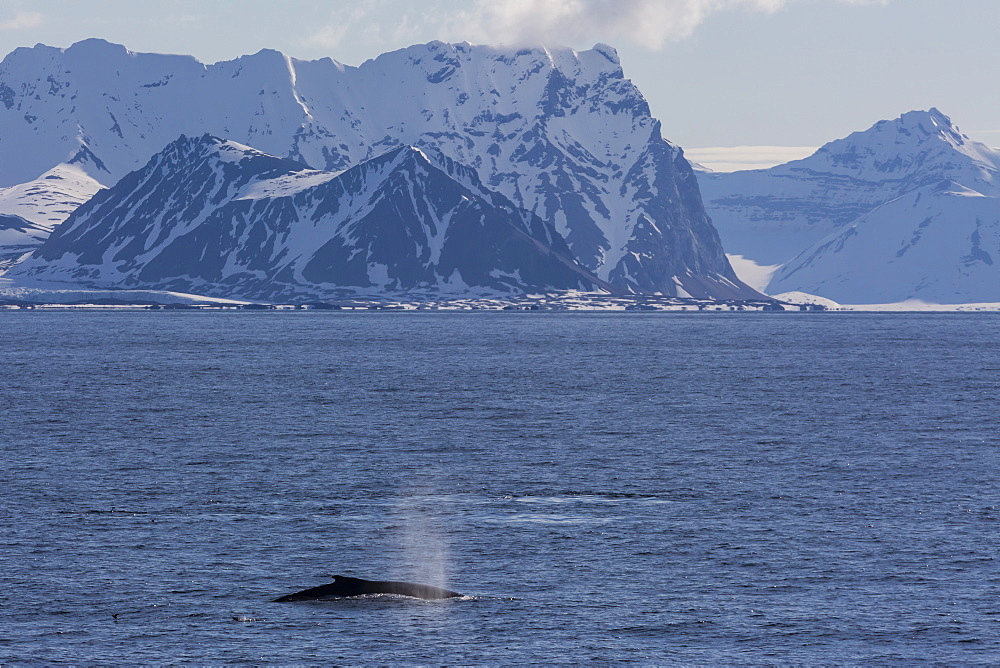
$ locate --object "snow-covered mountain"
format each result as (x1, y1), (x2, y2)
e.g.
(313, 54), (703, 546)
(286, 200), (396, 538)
(769, 180), (1000, 303)
(0, 163), (103, 228)
(9, 134), (609, 299)
(699, 109), (1000, 303)
(0, 38), (755, 298)
(0, 163), (103, 270)
(0, 213), (46, 271)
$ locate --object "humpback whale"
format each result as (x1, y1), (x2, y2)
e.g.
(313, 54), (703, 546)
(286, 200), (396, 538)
(273, 575), (462, 602)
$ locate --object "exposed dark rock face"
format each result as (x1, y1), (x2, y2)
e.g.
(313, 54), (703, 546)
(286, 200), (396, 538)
(13, 135), (607, 300)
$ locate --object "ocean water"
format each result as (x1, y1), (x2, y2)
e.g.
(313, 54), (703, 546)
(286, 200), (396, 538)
(1, 311), (998, 664)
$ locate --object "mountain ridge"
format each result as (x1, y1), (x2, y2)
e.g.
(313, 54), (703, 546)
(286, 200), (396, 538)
(0, 38), (757, 298)
(10, 134), (610, 300)
(699, 109), (1000, 303)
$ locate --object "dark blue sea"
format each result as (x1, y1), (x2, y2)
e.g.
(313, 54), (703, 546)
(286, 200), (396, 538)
(2, 311), (999, 664)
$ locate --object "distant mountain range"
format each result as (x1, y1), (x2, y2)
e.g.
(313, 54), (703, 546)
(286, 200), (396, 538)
(0, 39), (756, 300)
(2, 39), (995, 305)
(700, 109), (1000, 303)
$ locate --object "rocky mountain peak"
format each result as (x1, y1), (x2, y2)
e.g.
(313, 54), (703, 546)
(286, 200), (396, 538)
(10, 133), (607, 298)
(806, 108), (1000, 179)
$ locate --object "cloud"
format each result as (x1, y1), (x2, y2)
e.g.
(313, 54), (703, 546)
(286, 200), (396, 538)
(308, 23), (350, 49)
(307, 0), (380, 48)
(165, 14), (208, 26)
(306, 0), (889, 54)
(445, 0), (792, 49)
(0, 10), (42, 31)
(440, 0), (890, 50)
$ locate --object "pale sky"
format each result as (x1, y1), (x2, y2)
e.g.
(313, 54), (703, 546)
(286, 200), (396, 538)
(0, 0), (997, 164)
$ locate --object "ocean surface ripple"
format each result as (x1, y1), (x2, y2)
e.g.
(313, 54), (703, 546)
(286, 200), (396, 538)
(1, 311), (998, 663)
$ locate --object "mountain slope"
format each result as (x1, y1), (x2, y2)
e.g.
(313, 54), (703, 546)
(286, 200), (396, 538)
(769, 181), (1000, 303)
(698, 109), (1000, 303)
(10, 134), (606, 299)
(0, 163), (103, 229)
(0, 39), (756, 298)
(700, 109), (1000, 267)
(0, 213), (47, 271)
(0, 163), (103, 274)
